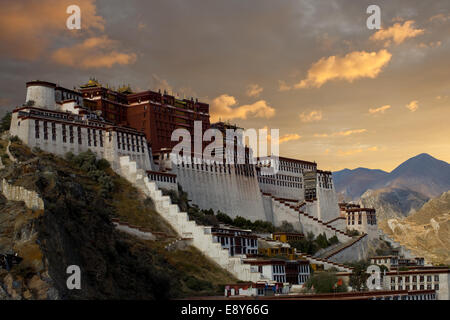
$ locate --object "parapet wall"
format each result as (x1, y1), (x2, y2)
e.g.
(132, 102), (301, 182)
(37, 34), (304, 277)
(1, 179), (44, 210)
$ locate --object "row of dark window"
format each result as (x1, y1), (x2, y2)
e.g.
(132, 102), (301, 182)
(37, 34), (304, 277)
(117, 132), (145, 153)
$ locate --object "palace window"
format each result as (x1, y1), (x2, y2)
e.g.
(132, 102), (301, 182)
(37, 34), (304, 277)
(77, 127), (82, 145)
(62, 124), (67, 143)
(93, 129), (97, 146)
(52, 122), (56, 141)
(43, 121), (48, 140)
(87, 129), (91, 146)
(35, 120), (40, 139)
(99, 131), (103, 147)
(69, 126), (74, 143)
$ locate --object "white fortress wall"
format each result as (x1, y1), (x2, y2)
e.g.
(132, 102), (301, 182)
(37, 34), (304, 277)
(327, 235), (369, 263)
(303, 201), (320, 219)
(26, 83), (56, 110)
(316, 187), (341, 222)
(261, 194), (275, 224)
(173, 164), (267, 221)
(10, 108), (152, 172)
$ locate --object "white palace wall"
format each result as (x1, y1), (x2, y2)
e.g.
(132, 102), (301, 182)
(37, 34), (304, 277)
(10, 108), (152, 172)
(172, 163), (268, 222)
(316, 187), (341, 222)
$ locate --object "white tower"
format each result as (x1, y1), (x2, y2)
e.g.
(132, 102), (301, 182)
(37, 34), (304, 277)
(25, 81), (56, 110)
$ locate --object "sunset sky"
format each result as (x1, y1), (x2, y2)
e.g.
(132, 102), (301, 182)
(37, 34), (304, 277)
(0, 0), (449, 172)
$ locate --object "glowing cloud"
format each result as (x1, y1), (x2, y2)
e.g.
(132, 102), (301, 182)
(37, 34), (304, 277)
(246, 84), (264, 97)
(263, 127), (301, 144)
(369, 105), (391, 114)
(337, 146), (378, 156)
(279, 133), (302, 144)
(51, 36), (137, 68)
(0, 0), (104, 60)
(210, 94), (275, 122)
(278, 80), (292, 92)
(405, 100), (419, 112)
(299, 110), (323, 123)
(370, 20), (424, 46)
(294, 50), (392, 88)
(315, 129), (367, 138)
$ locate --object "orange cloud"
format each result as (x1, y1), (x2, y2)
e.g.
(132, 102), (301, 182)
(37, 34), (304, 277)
(405, 100), (419, 112)
(337, 146), (378, 156)
(246, 84), (263, 97)
(299, 110), (323, 123)
(370, 20), (424, 46)
(369, 105), (391, 114)
(0, 0), (104, 60)
(51, 36), (137, 68)
(262, 126), (301, 145)
(210, 94), (275, 122)
(279, 133), (302, 144)
(294, 50), (392, 88)
(315, 129), (367, 138)
(278, 80), (292, 92)
(429, 14), (450, 23)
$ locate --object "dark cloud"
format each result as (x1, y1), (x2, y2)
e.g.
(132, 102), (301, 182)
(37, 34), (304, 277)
(0, 0), (449, 169)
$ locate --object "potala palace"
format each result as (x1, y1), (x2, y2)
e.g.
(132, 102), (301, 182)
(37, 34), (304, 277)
(7, 80), (449, 300)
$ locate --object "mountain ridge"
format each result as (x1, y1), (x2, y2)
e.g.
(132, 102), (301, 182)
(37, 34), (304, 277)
(333, 153), (450, 200)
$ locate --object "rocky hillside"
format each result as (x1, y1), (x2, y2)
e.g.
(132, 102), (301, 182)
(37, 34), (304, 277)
(0, 136), (235, 299)
(379, 191), (450, 265)
(359, 187), (429, 220)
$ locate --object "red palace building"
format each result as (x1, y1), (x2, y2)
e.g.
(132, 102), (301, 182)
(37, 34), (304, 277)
(79, 78), (210, 154)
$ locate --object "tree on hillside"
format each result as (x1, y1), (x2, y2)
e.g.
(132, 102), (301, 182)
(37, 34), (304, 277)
(348, 260), (370, 291)
(289, 232), (318, 255)
(305, 271), (348, 293)
(277, 221), (296, 233)
(0, 112), (11, 133)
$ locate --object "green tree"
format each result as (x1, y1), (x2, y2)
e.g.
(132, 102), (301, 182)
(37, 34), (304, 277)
(216, 212), (233, 225)
(0, 112), (12, 133)
(305, 271), (348, 293)
(348, 260), (370, 291)
(277, 221), (295, 233)
(315, 233), (330, 249)
(329, 235), (339, 245)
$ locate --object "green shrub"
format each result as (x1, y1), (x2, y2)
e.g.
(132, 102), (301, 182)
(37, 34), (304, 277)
(184, 276), (213, 291)
(0, 112), (11, 133)
(9, 135), (20, 143)
(305, 271), (347, 293)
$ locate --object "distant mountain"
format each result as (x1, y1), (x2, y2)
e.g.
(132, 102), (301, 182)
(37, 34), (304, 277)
(333, 168), (389, 200)
(333, 153), (450, 200)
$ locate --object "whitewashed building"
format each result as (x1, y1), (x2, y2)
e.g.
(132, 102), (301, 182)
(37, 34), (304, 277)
(9, 81), (152, 172)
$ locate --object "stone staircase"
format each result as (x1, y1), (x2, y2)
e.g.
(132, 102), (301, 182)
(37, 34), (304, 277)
(272, 197), (351, 243)
(117, 156), (263, 282)
(314, 234), (367, 260)
(299, 254), (353, 272)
